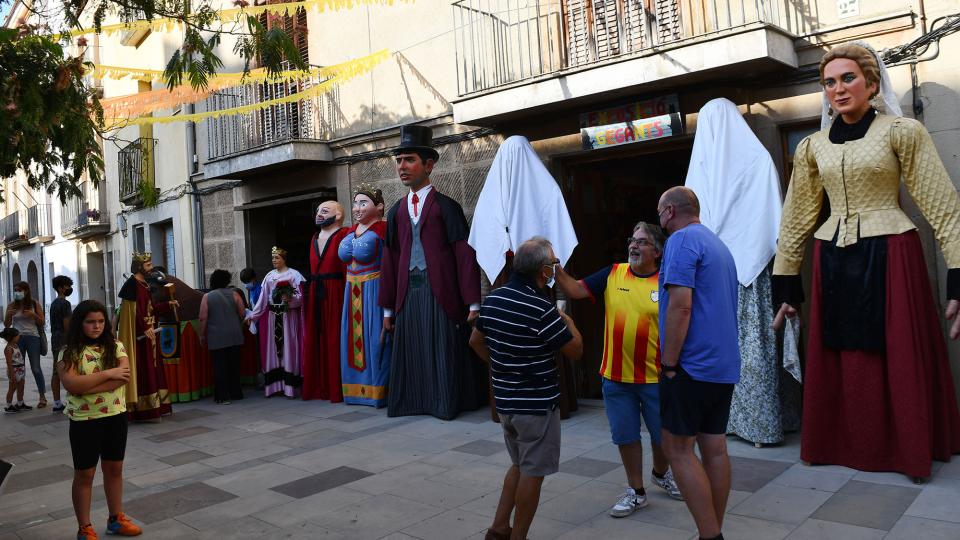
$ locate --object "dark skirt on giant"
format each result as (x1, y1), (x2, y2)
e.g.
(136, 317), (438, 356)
(388, 270), (484, 420)
(802, 231), (960, 478)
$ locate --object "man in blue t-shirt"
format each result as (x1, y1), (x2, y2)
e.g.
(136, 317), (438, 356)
(657, 186), (740, 540)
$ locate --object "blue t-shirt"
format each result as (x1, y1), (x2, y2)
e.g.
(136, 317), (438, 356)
(658, 223), (740, 384)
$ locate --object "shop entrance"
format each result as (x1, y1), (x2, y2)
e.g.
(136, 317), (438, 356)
(243, 189), (338, 281)
(562, 143), (692, 398)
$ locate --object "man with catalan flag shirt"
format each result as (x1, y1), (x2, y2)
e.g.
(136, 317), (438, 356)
(555, 221), (682, 518)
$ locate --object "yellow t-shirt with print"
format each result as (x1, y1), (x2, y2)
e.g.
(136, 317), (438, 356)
(63, 342), (128, 421)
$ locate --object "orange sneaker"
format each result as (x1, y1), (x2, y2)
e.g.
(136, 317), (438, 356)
(77, 524), (99, 540)
(105, 513), (142, 536)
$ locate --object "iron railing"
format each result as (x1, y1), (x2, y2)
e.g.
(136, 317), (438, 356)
(61, 181), (109, 235)
(205, 75), (342, 161)
(27, 204), (53, 239)
(2, 210), (26, 245)
(1, 204), (52, 246)
(453, 0), (813, 95)
(119, 138), (157, 204)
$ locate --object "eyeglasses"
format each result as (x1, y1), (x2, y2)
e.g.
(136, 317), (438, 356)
(543, 259), (560, 270)
(627, 238), (654, 247)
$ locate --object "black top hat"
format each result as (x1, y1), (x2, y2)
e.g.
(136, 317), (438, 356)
(394, 125), (440, 162)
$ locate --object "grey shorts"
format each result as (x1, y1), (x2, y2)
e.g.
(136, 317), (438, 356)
(498, 407), (561, 477)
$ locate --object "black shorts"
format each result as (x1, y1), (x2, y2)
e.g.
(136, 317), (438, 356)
(69, 413), (129, 470)
(659, 367), (734, 436)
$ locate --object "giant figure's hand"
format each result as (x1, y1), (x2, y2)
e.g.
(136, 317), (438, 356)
(772, 302), (799, 331)
(946, 299), (960, 340)
(383, 316), (394, 333)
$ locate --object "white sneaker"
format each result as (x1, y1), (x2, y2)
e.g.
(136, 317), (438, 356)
(652, 469), (684, 500)
(609, 487), (648, 517)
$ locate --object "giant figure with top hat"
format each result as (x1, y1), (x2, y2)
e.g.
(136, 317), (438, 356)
(379, 125), (486, 420)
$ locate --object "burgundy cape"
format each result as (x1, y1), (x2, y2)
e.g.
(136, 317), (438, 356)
(118, 277), (173, 421)
(379, 189), (481, 321)
(301, 227), (349, 401)
(803, 231), (960, 478)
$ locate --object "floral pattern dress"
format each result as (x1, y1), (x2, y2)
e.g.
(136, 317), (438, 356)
(726, 267), (801, 444)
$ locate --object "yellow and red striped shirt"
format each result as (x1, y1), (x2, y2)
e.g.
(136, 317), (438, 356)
(581, 264), (660, 383)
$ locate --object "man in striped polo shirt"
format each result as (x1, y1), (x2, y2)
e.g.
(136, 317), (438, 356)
(469, 237), (583, 540)
(555, 221), (683, 518)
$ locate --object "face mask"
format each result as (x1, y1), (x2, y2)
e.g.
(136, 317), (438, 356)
(245, 283), (256, 290)
(315, 216), (336, 230)
(146, 270), (165, 285)
(13, 291), (24, 301)
(64, 287), (74, 297)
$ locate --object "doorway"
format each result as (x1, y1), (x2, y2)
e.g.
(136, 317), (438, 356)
(562, 144), (692, 398)
(244, 191), (338, 280)
(86, 252), (107, 305)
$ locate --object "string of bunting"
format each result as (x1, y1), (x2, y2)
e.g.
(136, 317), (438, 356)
(100, 49), (389, 118)
(59, 0), (403, 39)
(103, 50), (390, 127)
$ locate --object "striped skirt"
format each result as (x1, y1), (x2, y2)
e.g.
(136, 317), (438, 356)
(387, 270), (484, 420)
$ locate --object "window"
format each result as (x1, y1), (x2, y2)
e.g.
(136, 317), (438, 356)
(133, 225), (146, 253)
(163, 222), (176, 277)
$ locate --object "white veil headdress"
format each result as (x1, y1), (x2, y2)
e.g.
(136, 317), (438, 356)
(820, 40), (903, 130)
(468, 136), (578, 281)
(684, 98), (782, 287)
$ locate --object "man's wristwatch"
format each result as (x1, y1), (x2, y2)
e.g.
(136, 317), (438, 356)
(662, 364), (678, 375)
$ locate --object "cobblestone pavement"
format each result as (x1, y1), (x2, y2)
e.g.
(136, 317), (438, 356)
(3, 356), (960, 539)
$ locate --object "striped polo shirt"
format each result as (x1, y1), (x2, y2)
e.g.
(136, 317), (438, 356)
(477, 274), (574, 415)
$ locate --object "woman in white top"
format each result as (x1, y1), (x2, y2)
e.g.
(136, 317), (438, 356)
(4, 282), (46, 407)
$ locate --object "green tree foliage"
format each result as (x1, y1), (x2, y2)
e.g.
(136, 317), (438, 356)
(0, 26), (101, 203)
(0, 0), (308, 203)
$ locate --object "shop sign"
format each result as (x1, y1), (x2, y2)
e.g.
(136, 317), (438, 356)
(580, 112), (683, 151)
(579, 95), (680, 128)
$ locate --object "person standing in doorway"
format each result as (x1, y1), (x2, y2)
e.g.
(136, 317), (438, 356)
(657, 186), (740, 540)
(554, 222), (683, 517)
(199, 269), (246, 404)
(5, 281), (46, 408)
(470, 237), (583, 540)
(50, 275), (75, 413)
(239, 268), (262, 307)
(379, 124), (485, 420)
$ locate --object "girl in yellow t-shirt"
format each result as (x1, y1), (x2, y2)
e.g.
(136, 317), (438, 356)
(57, 300), (143, 540)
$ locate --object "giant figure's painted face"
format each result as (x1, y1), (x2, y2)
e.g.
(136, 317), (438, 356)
(823, 57), (877, 121)
(352, 193), (382, 225)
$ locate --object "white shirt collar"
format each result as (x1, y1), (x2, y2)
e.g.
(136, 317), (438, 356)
(408, 183), (433, 201)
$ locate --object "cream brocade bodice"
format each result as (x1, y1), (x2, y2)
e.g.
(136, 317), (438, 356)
(773, 114), (960, 275)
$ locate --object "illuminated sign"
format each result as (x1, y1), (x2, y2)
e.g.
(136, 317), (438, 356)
(580, 112), (683, 150)
(579, 95), (680, 128)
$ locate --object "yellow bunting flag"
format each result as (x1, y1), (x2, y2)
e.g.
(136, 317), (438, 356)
(60, 0), (405, 39)
(102, 50), (389, 127)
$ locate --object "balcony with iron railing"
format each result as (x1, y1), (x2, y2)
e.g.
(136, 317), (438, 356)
(452, 0), (808, 124)
(119, 138), (157, 206)
(203, 74), (342, 180)
(61, 181), (110, 239)
(2, 204), (54, 249)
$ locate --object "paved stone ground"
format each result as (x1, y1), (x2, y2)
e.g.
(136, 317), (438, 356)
(3, 356), (960, 539)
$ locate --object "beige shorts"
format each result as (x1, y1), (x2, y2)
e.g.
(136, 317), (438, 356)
(498, 406), (561, 477)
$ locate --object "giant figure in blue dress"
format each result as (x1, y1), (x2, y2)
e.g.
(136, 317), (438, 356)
(338, 186), (391, 407)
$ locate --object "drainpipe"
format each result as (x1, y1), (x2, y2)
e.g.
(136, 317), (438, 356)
(911, 0), (927, 120)
(185, 103), (205, 288)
